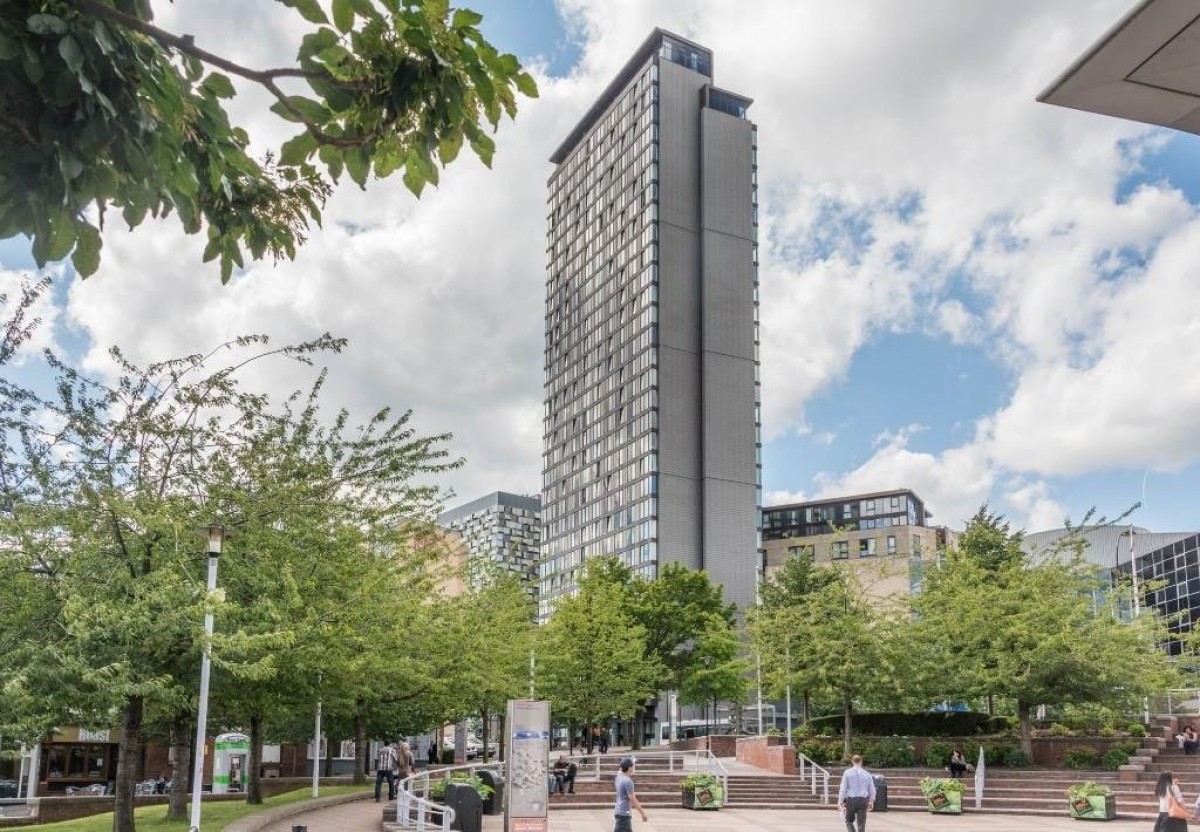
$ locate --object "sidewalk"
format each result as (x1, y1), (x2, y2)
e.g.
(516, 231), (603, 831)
(269, 801), (1156, 832)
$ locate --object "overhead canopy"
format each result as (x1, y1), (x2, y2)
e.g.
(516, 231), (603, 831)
(1039, 0), (1200, 134)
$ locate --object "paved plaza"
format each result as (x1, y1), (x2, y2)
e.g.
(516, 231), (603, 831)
(263, 795), (1158, 832)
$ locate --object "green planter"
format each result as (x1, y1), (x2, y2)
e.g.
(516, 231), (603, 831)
(1069, 794), (1116, 820)
(926, 789), (963, 814)
(681, 783), (723, 810)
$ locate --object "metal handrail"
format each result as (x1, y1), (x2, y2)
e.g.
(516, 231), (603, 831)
(560, 749), (729, 801)
(395, 761), (502, 831)
(796, 752), (830, 804)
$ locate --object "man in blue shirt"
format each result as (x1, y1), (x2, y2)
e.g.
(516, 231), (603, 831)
(837, 754), (876, 832)
(613, 757), (647, 832)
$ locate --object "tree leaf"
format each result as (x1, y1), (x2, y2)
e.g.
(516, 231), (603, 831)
(331, 0), (354, 33)
(279, 131), (318, 166)
(514, 72), (538, 98)
(279, 0), (329, 25)
(58, 35), (84, 74)
(0, 32), (20, 60)
(270, 96), (331, 124)
(437, 130), (463, 165)
(452, 9), (483, 28)
(343, 147), (368, 188)
(201, 72), (236, 99)
(27, 14), (69, 36)
(72, 223), (102, 277)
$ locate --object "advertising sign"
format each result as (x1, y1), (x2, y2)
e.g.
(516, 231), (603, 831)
(504, 700), (550, 832)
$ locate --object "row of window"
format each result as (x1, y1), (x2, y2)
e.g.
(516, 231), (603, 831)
(786, 534), (924, 561)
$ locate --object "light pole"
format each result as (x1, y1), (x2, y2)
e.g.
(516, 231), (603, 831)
(701, 655), (713, 741)
(189, 524), (224, 832)
(1113, 527), (1141, 620)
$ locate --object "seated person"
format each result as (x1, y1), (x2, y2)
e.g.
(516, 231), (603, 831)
(1185, 725), (1198, 755)
(552, 755), (569, 794)
(948, 749), (968, 778)
(565, 761), (577, 794)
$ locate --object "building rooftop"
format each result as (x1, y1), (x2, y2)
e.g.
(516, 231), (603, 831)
(1039, 0), (1200, 135)
(438, 491), (541, 526)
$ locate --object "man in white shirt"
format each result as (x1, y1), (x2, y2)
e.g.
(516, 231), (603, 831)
(837, 754), (876, 832)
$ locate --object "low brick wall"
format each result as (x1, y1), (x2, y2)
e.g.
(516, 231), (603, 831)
(736, 736), (795, 775)
(669, 736), (737, 757)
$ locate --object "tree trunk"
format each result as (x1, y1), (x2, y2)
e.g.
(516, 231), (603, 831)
(246, 714), (263, 805)
(480, 707), (489, 763)
(987, 693), (994, 716)
(802, 691), (810, 724)
(498, 713), (507, 763)
(1017, 699), (1033, 759)
(352, 717), (367, 785)
(167, 711), (189, 820)
(842, 696), (854, 759)
(323, 734), (334, 777)
(113, 696), (144, 832)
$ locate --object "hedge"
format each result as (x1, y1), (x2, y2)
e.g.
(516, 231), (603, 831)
(803, 712), (1015, 737)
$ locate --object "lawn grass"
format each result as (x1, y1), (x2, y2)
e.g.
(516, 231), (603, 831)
(33, 785), (368, 832)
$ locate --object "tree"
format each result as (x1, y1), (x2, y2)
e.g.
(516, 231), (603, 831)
(752, 565), (904, 756)
(0, 0), (537, 280)
(912, 512), (1178, 758)
(676, 613), (749, 736)
(0, 323), (459, 831)
(536, 562), (660, 734)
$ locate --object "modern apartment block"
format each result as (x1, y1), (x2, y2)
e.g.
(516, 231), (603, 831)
(540, 30), (761, 620)
(763, 489), (958, 597)
(438, 492), (542, 598)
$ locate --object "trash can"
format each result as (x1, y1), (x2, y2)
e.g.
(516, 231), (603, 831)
(291, 826), (307, 832)
(872, 774), (887, 812)
(477, 770), (504, 815)
(445, 782), (483, 832)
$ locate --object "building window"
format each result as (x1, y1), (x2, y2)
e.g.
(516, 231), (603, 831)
(887, 535), (896, 555)
(859, 538), (876, 557)
(831, 541), (849, 560)
(787, 544), (815, 560)
(912, 536), (922, 558)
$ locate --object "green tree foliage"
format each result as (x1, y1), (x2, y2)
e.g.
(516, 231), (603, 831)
(676, 613), (750, 724)
(535, 561), (660, 730)
(752, 564), (904, 756)
(912, 511), (1178, 757)
(0, 0), (537, 281)
(0, 304), (459, 830)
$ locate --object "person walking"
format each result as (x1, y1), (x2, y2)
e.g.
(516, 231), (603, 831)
(837, 754), (876, 832)
(613, 757), (647, 832)
(375, 740), (398, 803)
(1155, 771), (1189, 832)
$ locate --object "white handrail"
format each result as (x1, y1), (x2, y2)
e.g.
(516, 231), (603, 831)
(796, 753), (830, 804)
(560, 749), (729, 801)
(395, 761), (502, 831)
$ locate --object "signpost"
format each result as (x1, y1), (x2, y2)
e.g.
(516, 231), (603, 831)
(504, 700), (550, 832)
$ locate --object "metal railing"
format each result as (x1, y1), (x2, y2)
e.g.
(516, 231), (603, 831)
(395, 761), (502, 831)
(796, 752), (830, 804)
(562, 749), (728, 800)
(1155, 689), (1200, 716)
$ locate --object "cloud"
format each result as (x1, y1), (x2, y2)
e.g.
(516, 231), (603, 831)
(9, 0), (1199, 526)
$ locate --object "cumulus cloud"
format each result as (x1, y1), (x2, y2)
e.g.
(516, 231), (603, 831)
(8, 0), (1199, 526)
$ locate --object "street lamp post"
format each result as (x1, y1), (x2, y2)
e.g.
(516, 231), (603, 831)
(189, 524), (224, 832)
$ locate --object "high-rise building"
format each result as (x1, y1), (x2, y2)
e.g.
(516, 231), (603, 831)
(438, 492), (542, 598)
(540, 30), (761, 620)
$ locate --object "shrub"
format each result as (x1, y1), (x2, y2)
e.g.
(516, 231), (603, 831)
(1101, 748), (1131, 770)
(1004, 748), (1030, 767)
(1128, 723), (1147, 738)
(440, 748), (455, 765)
(804, 711), (1012, 737)
(924, 740), (953, 769)
(920, 776), (965, 796)
(1066, 781), (1111, 798)
(796, 738), (845, 765)
(680, 773), (719, 791)
(1064, 747), (1100, 769)
(1049, 723), (1072, 737)
(982, 743), (1016, 766)
(860, 738), (914, 768)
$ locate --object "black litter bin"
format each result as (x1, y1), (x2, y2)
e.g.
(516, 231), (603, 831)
(872, 774), (887, 811)
(476, 770), (504, 815)
(291, 826), (307, 832)
(445, 782), (483, 832)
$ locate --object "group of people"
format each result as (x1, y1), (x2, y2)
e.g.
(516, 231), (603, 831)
(373, 739), (417, 803)
(551, 755), (578, 794)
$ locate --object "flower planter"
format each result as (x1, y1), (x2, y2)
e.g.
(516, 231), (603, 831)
(926, 789), (963, 814)
(681, 783), (723, 810)
(1069, 794), (1116, 820)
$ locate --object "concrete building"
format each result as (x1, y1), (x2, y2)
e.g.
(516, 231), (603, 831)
(763, 489), (958, 598)
(540, 30), (761, 620)
(1039, 0), (1200, 135)
(438, 491), (541, 598)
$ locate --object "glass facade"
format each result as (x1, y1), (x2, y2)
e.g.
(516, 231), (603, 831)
(1132, 533), (1200, 655)
(762, 491), (926, 541)
(541, 61), (662, 619)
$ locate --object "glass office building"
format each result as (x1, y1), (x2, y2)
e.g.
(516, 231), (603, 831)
(540, 30), (761, 620)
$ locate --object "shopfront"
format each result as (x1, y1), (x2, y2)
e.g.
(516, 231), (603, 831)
(40, 728), (121, 794)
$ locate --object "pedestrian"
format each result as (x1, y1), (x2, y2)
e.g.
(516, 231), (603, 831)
(375, 740), (398, 803)
(428, 741), (439, 767)
(948, 749), (967, 779)
(613, 756), (647, 832)
(837, 754), (876, 832)
(1156, 771), (1189, 832)
(398, 741), (416, 777)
